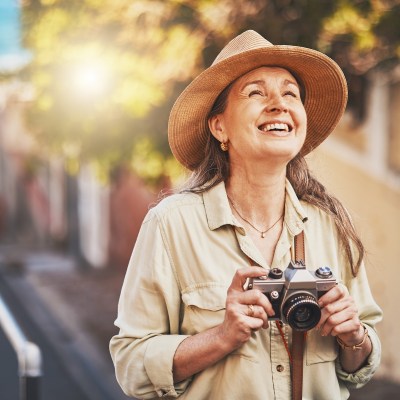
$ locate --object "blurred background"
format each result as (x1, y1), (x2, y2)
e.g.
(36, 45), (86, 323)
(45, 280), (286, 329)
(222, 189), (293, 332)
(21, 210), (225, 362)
(0, 0), (399, 399)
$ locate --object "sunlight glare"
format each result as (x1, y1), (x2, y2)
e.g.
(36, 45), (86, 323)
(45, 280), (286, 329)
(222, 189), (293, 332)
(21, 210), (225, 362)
(72, 61), (110, 96)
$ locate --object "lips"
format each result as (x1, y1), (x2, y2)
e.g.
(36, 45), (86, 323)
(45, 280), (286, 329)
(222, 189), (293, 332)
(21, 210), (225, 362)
(258, 122), (293, 133)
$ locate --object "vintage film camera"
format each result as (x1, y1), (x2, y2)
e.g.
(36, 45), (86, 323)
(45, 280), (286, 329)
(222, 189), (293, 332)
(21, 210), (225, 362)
(248, 261), (337, 331)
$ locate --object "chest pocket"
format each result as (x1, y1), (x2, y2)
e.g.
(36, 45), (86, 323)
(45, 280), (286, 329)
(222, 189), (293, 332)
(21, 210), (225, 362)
(306, 329), (338, 365)
(181, 285), (227, 335)
(180, 284), (259, 362)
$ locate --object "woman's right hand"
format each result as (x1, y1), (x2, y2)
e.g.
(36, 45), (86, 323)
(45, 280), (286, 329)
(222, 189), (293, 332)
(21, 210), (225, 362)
(173, 266), (274, 383)
(217, 266), (275, 351)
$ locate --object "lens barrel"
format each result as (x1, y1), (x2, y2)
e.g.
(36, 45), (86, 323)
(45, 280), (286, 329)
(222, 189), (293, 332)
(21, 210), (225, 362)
(282, 293), (321, 331)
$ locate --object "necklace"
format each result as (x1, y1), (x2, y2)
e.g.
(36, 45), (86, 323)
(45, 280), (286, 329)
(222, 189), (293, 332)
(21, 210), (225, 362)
(228, 196), (283, 238)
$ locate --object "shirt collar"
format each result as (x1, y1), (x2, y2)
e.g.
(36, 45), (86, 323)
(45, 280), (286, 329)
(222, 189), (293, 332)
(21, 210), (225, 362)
(202, 181), (234, 230)
(202, 179), (308, 234)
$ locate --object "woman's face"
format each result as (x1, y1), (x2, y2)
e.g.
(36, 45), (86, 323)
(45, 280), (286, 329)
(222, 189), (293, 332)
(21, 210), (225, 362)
(209, 66), (307, 167)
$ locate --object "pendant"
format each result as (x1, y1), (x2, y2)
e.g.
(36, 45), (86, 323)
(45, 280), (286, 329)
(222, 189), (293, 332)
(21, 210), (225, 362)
(261, 232), (265, 238)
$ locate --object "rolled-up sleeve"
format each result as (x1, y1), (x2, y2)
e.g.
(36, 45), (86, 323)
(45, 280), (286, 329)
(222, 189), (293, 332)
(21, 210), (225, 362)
(109, 209), (191, 399)
(335, 261), (383, 388)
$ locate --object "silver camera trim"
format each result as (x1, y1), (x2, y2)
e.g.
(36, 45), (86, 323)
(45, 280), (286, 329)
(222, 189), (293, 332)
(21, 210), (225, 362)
(248, 261), (337, 330)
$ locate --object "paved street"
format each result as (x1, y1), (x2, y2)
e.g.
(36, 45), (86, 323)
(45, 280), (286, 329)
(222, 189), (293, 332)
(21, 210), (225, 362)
(0, 255), (129, 400)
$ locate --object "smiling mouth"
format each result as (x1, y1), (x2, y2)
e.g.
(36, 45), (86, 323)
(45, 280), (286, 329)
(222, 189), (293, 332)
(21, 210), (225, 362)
(258, 122), (293, 133)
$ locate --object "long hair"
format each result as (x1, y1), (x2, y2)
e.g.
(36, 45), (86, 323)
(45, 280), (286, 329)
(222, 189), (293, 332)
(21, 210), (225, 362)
(181, 82), (364, 277)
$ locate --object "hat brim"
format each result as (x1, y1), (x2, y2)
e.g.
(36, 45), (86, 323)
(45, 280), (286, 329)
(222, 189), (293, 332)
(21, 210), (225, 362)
(168, 45), (348, 170)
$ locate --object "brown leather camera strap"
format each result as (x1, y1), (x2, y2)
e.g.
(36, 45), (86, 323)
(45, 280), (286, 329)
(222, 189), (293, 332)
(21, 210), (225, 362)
(292, 231), (306, 400)
(246, 230), (306, 399)
(294, 230), (305, 265)
(292, 329), (306, 400)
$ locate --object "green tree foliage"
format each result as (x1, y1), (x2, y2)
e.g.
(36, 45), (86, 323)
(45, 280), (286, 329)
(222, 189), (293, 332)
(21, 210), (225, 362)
(223, 0), (400, 121)
(20, 0), (400, 184)
(21, 0), (264, 183)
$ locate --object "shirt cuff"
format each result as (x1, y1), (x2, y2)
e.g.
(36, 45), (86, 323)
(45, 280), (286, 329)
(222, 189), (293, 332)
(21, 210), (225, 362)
(336, 325), (381, 389)
(144, 334), (191, 398)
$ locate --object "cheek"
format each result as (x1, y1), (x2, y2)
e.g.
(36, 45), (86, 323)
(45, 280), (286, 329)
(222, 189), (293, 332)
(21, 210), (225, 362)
(301, 117), (307, 135)
(224, 109), (250, 135)
(296, 108), (308, 134)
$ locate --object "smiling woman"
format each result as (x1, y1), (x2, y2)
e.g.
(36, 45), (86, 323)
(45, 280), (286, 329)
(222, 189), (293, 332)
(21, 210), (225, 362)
(208, 67), (307, 169)
(110, 30), (382, 400)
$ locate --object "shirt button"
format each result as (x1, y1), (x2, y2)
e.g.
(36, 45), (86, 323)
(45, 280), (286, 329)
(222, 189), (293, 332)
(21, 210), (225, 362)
(235, 227), (246, 235)
(276, 365), (285, 372)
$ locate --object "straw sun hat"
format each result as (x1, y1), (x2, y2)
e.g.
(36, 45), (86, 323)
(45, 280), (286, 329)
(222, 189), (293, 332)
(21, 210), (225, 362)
(168, 30), (348, 170)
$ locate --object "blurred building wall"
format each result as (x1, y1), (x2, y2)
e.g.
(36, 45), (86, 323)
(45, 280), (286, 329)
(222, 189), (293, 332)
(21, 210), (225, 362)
(77, 165), (110, 268)
(108, 166), (156, 270)
(308, 69), (400, 382)
(0, 81), (40, 244)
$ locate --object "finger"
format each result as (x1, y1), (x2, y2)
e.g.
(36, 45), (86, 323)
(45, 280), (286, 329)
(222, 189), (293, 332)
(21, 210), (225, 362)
(316, 289), (357, 329)
(318, 283), (348, 307)
(230, 267), (269, 291)
(318, 296), (352, 321)
(330, 318), (361, 338)
(240, 289), (275, 317)
(242, 310), (268, 331)
(246, 304), (255, 317)
(244, 316), (265, 331)
(318, 302), (358, 336)
(243, 304), (269, 328)
(316, 300), (347, 331)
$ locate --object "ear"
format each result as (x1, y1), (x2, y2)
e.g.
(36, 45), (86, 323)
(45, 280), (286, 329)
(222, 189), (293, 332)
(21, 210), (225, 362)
(208, 114), (227, 143)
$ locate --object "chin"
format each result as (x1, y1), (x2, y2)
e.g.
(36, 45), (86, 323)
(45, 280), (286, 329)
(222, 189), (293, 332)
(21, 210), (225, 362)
(264, 146), (301, 162)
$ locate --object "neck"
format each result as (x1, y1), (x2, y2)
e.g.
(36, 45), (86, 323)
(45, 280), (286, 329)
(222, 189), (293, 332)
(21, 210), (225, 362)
(226, 165), (286, 226)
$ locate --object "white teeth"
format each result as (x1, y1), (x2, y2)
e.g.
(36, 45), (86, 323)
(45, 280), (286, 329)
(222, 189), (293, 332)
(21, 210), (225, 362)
(263, 123), (289, 132)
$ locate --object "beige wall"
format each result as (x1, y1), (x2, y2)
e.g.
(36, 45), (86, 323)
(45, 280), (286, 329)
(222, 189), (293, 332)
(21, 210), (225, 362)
(308, 148), (400, 382)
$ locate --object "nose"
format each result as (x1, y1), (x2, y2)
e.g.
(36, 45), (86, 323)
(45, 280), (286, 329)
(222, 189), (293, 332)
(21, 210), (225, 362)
(264, 92), (288, 113)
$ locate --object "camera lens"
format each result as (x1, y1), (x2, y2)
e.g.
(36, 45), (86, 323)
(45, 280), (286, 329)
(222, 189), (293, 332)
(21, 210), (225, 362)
(282, 293), (321, 331)
(294, 306), (312, 323)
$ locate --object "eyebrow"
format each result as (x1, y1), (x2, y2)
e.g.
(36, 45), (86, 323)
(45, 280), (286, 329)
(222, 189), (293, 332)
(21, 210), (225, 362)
(240, 78), (300, 91)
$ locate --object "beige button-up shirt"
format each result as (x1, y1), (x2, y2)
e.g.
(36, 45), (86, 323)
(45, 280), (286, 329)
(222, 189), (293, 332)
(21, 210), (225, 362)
(110, 180), (382, 400)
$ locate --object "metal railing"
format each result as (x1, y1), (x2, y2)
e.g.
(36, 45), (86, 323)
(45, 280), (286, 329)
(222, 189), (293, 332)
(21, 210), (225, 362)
(0, 294), (42, 400)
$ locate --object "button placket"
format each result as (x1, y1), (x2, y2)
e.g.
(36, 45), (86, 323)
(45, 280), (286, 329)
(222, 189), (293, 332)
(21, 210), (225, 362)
(270, 322), (291, 399)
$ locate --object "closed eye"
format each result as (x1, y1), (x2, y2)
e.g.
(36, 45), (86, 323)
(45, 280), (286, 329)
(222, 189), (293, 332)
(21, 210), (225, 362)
(283, 90), (298, 98)
(249, 89), (264, 97)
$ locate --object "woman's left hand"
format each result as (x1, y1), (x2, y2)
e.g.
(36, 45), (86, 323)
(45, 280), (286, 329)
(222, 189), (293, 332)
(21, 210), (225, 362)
(316, 284), (364, 345)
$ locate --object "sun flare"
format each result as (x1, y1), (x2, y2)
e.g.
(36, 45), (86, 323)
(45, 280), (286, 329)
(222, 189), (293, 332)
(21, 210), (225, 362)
(72, 61), (110, 96)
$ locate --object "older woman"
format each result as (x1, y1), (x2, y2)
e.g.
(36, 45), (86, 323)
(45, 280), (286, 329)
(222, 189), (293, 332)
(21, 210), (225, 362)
(110, 30), (382, 400)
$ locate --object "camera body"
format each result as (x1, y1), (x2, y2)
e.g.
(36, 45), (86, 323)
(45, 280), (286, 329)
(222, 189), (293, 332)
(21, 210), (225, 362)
(248, 261), (336, 331)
